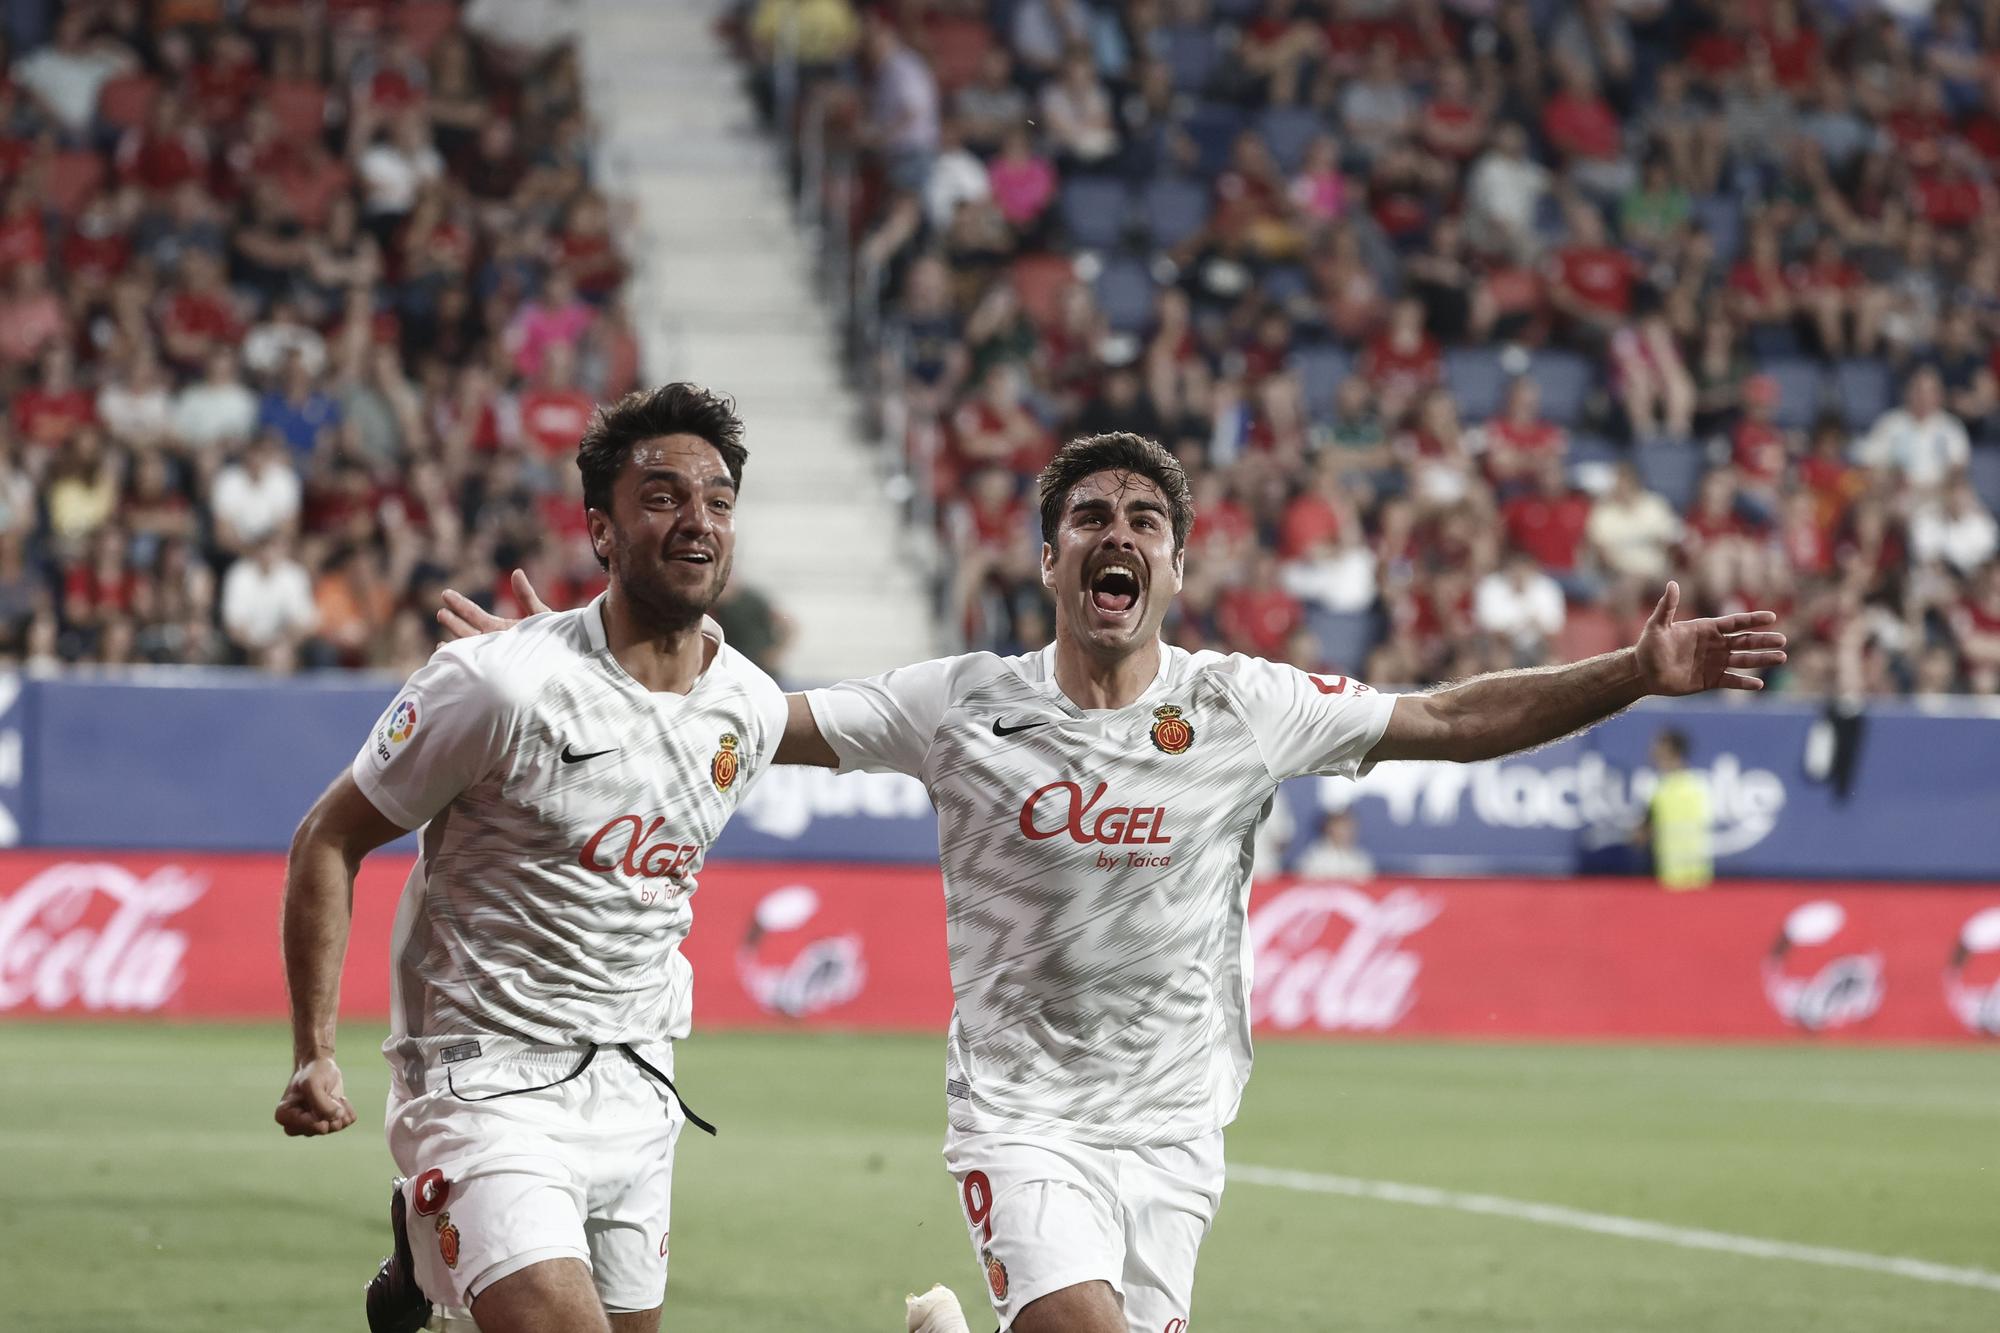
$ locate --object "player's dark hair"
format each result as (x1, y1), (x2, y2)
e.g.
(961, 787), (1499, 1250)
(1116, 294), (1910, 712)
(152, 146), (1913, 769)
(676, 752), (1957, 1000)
(1037, 432), (1194, 553)
(576, 382), (747, 519)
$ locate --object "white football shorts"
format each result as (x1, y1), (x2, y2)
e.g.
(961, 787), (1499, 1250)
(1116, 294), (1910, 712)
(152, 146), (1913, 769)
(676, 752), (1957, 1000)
(384, 1041), (688, 1315)
(943, 1125), (1224, 1333)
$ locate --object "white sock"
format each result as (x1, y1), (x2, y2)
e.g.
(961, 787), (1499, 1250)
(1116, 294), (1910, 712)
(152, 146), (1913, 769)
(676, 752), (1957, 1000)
(905, 1283), (973, 1333)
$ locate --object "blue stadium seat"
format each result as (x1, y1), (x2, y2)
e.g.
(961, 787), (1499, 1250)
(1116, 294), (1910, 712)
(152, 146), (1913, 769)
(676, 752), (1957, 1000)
(1163, 26), (1220, 95)
(1760, 357), (1825, 430)
(1291, 346), (1353, 419)
(1567, 432), (1621, 468)
(1445, 347), (1509, 422)
(1137, 175), (1211, 251)
(1970, 447), (2000, 515)
(1634, 438), (1705, 512)
(1528, 350), (1593, 426)
(1094, 256), (1158, 333)
(1257, 105), (1324, 175)
(1058, 176), (1133, 252)
(1692, 195), (1743, 265)
(1261, 263), (1312, 306)
(1183, 102), (1244, 178)
(1307, 608), (1378, 675)
(1833, 358), (1893, 431)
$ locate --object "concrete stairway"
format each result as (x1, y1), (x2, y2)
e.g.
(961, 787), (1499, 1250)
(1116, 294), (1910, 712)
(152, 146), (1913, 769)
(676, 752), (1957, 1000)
(577, 0), (938, 684)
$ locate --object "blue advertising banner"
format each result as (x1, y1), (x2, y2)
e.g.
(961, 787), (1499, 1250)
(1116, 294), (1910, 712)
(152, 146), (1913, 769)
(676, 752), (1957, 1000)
(20, 671), (2000, 879)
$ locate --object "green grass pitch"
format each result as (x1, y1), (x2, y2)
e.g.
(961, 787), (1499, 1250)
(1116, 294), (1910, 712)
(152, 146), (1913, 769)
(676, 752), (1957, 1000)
(2, 1023), (1995, 1331)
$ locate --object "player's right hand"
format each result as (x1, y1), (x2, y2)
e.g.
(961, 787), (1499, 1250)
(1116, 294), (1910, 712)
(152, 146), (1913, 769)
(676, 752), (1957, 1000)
(274, 1056), (359, 1137)
(436, 569), (551, 640)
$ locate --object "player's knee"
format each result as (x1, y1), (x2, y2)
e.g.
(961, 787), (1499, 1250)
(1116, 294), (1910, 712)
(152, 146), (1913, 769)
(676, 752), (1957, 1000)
(468, 1257), (611, 1333)
(1011, 1280), (1124, 1333)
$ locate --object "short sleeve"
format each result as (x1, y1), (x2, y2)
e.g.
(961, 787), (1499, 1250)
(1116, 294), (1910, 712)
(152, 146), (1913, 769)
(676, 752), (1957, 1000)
(350, 648), (513, 830)
(1223, 655), (1398, 782)
(803, 657), (958, 779)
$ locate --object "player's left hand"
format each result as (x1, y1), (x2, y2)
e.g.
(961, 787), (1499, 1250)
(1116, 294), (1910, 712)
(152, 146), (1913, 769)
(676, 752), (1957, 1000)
(1635, 581), (1788, 695)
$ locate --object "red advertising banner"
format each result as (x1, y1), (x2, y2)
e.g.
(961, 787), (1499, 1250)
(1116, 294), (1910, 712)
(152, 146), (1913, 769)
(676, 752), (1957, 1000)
(1, 852), (1996, 1040)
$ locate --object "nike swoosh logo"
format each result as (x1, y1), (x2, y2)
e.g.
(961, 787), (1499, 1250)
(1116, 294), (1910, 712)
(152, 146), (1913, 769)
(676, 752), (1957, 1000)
(560, 745), (619, 764)
(991, 719), (1054, 737)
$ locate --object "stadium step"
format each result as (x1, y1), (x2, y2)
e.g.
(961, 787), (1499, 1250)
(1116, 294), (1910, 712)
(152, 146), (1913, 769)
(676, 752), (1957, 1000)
(579, 0), (936, 683)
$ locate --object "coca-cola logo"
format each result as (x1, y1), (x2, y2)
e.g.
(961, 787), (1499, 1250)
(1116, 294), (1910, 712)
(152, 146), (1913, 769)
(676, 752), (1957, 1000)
(578, 815), (702, 880)
(1249, 884), (1438, 1031)
(1761, 900), (1883, 1033)
(1018, 781), (1172, 846)
(1944, 906), (2000, 1037)
(735, 885), (864, 1019)
(0, 862), (207, 1012)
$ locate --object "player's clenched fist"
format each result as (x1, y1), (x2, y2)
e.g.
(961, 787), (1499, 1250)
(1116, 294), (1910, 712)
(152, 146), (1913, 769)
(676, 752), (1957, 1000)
(275, 1056), (358, 1137)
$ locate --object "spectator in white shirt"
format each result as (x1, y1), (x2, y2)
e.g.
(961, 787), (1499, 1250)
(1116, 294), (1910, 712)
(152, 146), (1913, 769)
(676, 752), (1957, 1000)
(98, 349), (177, 450)
(12, 12), (136, 136)
(1910, 477), (2000, 577)
(1280, 510), (1378, 613)
(1040, 52), (1118, 168)
(172, 348), (259, 455)
(210, 434), (303, 554)
(221, 535), (317, 670)
(1588, 463), (1681, 584)
(923, 119), (993, 232)
(1476, 549), (1568, 661)
(1856, 367), (1970, 493)
(1466, 122), (1553, 262)
(357, 108), (446, 235)
(242, 298), (329, 378)
(1292, 810), (1377, 882)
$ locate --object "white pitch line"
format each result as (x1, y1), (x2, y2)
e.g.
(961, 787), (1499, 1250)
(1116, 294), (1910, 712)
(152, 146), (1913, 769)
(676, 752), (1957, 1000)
(1229, 1164), (2000, 1294)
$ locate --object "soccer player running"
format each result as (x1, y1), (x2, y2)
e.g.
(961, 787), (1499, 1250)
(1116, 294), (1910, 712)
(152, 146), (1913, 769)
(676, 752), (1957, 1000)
(274, 385), (792, 1333)
(453, 430), (1787, 1333)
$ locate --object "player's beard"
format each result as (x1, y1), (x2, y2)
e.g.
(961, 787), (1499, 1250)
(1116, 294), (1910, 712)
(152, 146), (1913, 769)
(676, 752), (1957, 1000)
(614, 544), (732, 638)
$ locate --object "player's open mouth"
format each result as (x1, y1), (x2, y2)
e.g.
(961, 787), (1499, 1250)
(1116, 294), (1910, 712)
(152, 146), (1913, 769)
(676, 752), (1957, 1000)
(669, 550), (714, 564)
(1088, 562), (1142, 616)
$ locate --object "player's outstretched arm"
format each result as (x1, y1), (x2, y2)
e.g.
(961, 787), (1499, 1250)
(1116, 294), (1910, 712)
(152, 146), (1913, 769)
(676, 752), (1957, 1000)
(1368, 581), (1787, 764)
(436, 569), (550, 640)
(275, 773), (407, 1137)
(775, 693), (841, 767)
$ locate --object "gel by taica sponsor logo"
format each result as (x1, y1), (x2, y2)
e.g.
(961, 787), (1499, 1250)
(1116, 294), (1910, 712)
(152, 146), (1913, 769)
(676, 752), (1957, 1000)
(1319, 751), (1787, 856)
(0, 862), (207, 1012)
(735, 884), (865, 1020)
(1247, 884), (1438, 1032)
(1761, 900), (1884, 1033)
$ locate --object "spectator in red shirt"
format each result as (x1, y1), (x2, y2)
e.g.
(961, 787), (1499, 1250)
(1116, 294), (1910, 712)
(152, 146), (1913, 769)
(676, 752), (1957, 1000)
(1419, 62), (1488, 164)
(1278, 466), (1347, 560)
(1481, 376), (1567, 498)
(1548, 201), (1639, 342)
(1542, 54), (1634, 204)
(1502, 456), (1597, 600)
(1609, 295), (1695, 441)
(1951, 562), (2000, 693)
(1759, 0), (1821, 92)
(1361, 295), (1441, 422)
(515, 343), (597, 459)
(115, 92), (211, 195)
(1731, 374), (1794, 524)
(1219, 550), (1305, 657)
(948, 362), (1051, 492)
(15, 347), (97, 449)
(1726, 222), (1794, 349)
(160, 250), (244, 371)
(1788, 233), (1864, 359)
(1912, 149), (1997, 234)
(0, 183), (47, 274)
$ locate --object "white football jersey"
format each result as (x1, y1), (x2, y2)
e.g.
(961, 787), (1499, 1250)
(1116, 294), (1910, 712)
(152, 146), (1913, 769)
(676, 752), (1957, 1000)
(806, 642), (1395, 1145)
(351, 596), (788, 1082)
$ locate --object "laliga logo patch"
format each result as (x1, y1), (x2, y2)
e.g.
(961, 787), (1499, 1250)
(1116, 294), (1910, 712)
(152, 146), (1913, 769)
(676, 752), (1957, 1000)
(1761, 900), (1884, 1033)
(410, 1168), (450, 1217)
(711, 732), (740, 792)
(436, 1211), (461, 1270)
(982, 1249), (1008, 1302)
(1944, 906), (2000, 1037)
(736, 885), (865, 1019)
(387, 699), (418, 745)
(1150, 704), (1193, 755)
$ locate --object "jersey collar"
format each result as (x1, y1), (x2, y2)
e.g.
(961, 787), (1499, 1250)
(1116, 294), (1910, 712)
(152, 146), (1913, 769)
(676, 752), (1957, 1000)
(584, 592), (728, 684)
(1036, 638), (1174, 713)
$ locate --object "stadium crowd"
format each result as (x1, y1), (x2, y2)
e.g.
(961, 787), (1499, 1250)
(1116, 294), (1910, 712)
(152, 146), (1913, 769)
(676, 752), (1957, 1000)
(0, 0), (724, 676)
(743, 0), (2000, 696)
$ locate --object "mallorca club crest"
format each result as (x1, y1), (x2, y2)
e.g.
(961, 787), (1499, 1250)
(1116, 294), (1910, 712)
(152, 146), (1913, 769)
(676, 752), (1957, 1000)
(982, 1248), (1008, 1302)
(711, 733), (740, 792)
(436, 1211), (461, 1269)
(1150, 705), (1193, 756)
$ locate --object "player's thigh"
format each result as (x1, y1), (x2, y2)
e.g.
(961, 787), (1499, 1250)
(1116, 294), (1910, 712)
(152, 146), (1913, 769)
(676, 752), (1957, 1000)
(1013, 1280), (1126, 1333)
(944, 1130), (1124, 1331)
(468, 1257), (610, 1333)
(1117, 1133), (1226, 1333)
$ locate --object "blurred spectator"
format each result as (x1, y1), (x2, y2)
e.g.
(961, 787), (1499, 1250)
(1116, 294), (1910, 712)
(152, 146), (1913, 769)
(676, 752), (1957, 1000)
(211, 435), (303, 554)
(1642, 728), (1713, 890)
(1856, 366), (1969, 494)
(172, 348), (259, 454)
(221, 535), (317, 670)
(1909, 478), (1999, 577)
(1476, 548), (1566, 662)
(1588, 465), (1680, 588)
(1292, 810), (1376, 881)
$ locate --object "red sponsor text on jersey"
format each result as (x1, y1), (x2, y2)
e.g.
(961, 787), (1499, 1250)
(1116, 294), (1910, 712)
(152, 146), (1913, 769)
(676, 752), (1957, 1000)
(578, 815), (702, 878)
(1018, 781), (1173, 846)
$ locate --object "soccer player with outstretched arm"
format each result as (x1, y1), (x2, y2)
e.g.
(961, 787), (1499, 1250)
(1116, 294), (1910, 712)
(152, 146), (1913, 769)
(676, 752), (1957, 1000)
(451, 430), (1785, 1333)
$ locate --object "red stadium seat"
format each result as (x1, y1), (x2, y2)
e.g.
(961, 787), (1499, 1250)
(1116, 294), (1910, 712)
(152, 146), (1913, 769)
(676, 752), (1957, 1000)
(920, 18), (991, 94)
(42, 152), (106, 216)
